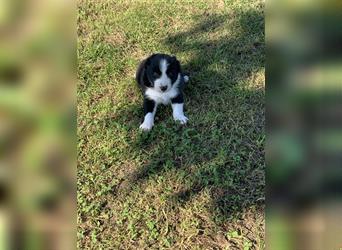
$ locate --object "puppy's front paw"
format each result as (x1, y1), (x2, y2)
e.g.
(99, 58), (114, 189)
(139, 121), (153, 131)
(174, 115), (188, 125)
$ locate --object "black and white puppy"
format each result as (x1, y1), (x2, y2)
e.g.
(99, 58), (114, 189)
(136, 53), (189, 131)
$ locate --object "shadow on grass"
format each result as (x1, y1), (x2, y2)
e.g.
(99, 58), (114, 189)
(115, 8), (264, 227)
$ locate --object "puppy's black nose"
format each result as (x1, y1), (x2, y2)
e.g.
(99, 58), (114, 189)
(160, 86), (167, 92)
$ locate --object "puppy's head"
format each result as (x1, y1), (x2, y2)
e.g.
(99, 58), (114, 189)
(144, 54), (181, 92)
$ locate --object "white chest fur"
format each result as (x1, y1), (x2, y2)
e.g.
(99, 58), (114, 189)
(145, 87), (179, 104)
(145, 74), (181, 104)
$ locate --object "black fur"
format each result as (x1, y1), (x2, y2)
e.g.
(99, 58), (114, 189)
(135, 53), (189, 130)
(171, 93), (184, 104)
(143, 98), (155, 116)
(136, 53), (186, 92)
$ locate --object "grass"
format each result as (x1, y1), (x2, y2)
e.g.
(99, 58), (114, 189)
(77, 0), (265, 249)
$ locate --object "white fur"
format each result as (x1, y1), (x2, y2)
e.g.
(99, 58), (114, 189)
(145, 73), (181, 104)
(139, 105), (158, 131)
(154, 59), (171, 92)
(172, 103), (188, 124)
(183, 75), (189, 83)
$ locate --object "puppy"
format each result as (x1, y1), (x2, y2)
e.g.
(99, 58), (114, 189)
(136, 53), (189, 131)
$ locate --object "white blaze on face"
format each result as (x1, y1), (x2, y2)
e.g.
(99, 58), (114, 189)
(154, 59), (171, 92)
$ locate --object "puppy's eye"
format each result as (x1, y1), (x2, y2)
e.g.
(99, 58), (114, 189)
(153, 72), (160, 78)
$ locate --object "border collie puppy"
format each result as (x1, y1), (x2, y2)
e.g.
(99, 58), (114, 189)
(136, 53), (189, 131)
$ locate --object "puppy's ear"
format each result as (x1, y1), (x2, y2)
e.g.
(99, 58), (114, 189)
(170, 55), (178, 62)
(170, 55), (180, 64)
(145, 54), (157, 67)
(145, 57), (151, 66)
(170, 55), (181, 71)
(141, 59), (153, 87)
(142, 68), (153, 87)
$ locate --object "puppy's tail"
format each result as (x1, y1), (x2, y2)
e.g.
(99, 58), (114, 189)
(183, 73), (190, 84)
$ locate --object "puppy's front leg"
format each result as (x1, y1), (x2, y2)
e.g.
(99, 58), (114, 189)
(139, 98), (157, 131)
(171, 94), (188, 124)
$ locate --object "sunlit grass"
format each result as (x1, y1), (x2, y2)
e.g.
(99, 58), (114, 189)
(77, 0), (265, 248)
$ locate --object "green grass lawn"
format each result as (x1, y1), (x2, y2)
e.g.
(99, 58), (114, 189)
(77, 0), (265, 249)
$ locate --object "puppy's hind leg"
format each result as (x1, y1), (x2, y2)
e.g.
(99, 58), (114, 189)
(139, 98), (157, 131)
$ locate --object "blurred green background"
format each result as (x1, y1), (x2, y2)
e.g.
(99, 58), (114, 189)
(267, 0), (342, 249)
(0, 0), (75, 249)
